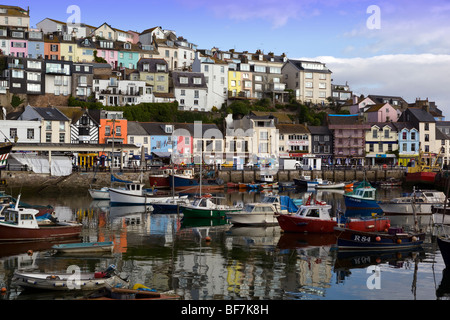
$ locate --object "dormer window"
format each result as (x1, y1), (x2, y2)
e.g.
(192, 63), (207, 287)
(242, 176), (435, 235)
(165, 125), (173, 134)
(124, 43), (131, 49)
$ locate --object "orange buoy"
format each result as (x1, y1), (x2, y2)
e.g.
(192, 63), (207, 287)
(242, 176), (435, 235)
(205, 236), (211, 242)
(397, 239), (402, 244)
(1, 287), (6, 293)
(27, 250), (33, 255)
(376, 236), (381, 242)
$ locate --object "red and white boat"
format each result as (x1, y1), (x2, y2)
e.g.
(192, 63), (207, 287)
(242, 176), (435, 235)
(276, 196), (391, 234)
(0, 196), (82, 242)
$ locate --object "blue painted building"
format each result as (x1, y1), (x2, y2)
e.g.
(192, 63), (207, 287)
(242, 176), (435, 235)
(27, 31), (45, 59)
(394, 122), (419, 167)
(118, 42), (140, 69)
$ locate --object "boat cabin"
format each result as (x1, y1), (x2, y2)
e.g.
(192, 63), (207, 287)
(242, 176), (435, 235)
(242, 203), (276, 214)
(296, 204), (333, 220)
(352, 187), (376, 200)
(124, 182), (145, 192)
(3, 207), (40, 229)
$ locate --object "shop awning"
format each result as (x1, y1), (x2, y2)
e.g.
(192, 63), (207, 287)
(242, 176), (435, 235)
(152, 152), (172, 158)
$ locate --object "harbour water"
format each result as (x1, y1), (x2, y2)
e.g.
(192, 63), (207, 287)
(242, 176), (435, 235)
(0, 186), (449, 302)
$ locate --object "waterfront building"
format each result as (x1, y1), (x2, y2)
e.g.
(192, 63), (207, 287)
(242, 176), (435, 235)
(172, 71), (208, 111)
(393, 122), (420, 167)
(327, 114), (370, 166)
(0, 118), (40, 144)
(282, 59), (332, 105)
(308, 125), (333, 167)
(398, 107), (440, 167)
(365, 122), (398, 166)
(192, 50), (228, 111)
(224, 113), (278, 167)
(139, 122), (174, 163)
(127, 121), (151, 166)
(98, 109), (128, 168)
(18, 105), (71, 143)
(436, 122), (450, 166)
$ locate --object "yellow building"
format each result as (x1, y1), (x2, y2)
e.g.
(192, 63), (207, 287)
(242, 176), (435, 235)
(59, 37), (77, 62)
(228, 71), (242, 98)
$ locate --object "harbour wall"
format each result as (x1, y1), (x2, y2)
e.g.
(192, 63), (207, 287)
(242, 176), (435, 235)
(1, 169), (405, 195)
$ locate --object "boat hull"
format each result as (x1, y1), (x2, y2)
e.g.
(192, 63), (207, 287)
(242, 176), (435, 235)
(0, 222), (82, 242)
(13, 272), (123, 291)
(169, 175), (224, 191)
(316, 183), (345, 189)
(52, 241), (114, 254)
(0, 143), (12, 169)
(437, 236), (450, 268)
(378, 202), (434, 215)
(149, 175), (170, 189)
(89, 188), (110, 200)
(109, 188), (181, 206)
(405, 172), (436, 183)
(334, 227), (425, 251)
(344, 195), (383, 217)
(182, 207), (241, 219)
(227, 212), (278, 226)
(277, 215), (391, 234)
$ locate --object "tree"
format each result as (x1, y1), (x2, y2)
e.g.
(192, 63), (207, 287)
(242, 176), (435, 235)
(11, 94), (25, 108)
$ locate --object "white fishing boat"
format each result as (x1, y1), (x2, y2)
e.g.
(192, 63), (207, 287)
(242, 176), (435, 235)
(89, 187), (110, 200)
(315, 180), (345, 189)
(52, 241), (114, 254)
(378, 189), (447, 216)
(227, 202), (279, 226)
(109, 181), (187, 206)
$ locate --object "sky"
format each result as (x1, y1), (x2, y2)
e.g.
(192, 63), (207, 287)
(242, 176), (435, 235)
(13, 0), (450, 117)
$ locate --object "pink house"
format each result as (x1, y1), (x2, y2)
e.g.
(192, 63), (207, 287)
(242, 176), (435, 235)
(10, 39), (28, 58)
(365, 103), (398, 122)
(96, 48), (119, 69)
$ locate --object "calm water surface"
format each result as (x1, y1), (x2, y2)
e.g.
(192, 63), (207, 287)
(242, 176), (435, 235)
(0, 186), (449, 301)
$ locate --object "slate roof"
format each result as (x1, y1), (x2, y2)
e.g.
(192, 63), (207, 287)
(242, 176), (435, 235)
(171, 72), (207, 89)
(277, 124), (309, 134)
(308, 126), (332, 135)
(33, 107), (70, 121)
(137, 58), (168, 72)
(286, 59), (332, 74)
(127, 121), (148, 136)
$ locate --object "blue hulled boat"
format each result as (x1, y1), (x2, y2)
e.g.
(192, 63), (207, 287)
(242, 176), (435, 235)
(343, 180), (383, 217)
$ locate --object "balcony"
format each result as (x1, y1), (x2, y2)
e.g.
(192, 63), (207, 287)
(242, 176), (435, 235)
(8, 63), (24, 69)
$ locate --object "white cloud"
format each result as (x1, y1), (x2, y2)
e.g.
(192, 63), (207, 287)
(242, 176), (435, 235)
(302, 54), (450, 117)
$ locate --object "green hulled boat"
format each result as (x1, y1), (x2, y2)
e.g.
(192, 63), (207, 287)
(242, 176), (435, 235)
(181, 195), (242, 219)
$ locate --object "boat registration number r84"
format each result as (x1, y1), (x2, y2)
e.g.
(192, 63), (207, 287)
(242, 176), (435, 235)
(352, 235), (371, 243)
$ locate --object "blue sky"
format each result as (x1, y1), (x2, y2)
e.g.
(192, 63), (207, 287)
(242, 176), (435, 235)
(13, 0), (450, 116)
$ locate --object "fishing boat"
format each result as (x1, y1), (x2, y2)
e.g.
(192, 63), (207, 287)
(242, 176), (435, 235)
(315, 180), (345, 189)
(293, 177), (322, 189)
(151, 197), (190, 214)
(180, 194), (242, 219)
(0, 196), (82, 242)
(377, 177), (403, 188)
(405, 150), (440, 184)
(12, 265), (127, 291)
(109, 180), (187, 206)
(343, 180), (383, 217)
(437, 235), (450, 268)
(378, 189), (447, 216)
(260, 194), (298, 215)
(334, 227), (425, 251)
(51, 241), (114, 254)
(227, 202), (280, 226)
(276, 196), (391, 234)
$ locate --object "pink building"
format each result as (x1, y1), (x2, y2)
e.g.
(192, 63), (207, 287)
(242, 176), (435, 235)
(365, 103), (398, 122)
(10, 39), (28, 58)
(96, 49), (119, 69)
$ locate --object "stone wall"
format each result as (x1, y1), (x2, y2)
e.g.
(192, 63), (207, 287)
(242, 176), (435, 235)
(0, 169), (405, 195)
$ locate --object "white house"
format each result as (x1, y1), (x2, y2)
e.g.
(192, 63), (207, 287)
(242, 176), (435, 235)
(192, 50), (228, 111)
(0, 119), (40, 144)
(172, 71), (208, 112)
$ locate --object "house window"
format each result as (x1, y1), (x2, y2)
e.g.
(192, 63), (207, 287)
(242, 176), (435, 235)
(27, 129), (34, 140)
(9, 128), (17, 139)
(46, 121), (52, 131)
(46, 133), (52, 143)
(59, 133), (65, 143)
(60, 121), (65, 131)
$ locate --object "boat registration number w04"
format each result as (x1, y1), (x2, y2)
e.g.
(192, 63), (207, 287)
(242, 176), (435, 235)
(352, 235), (372, 243)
